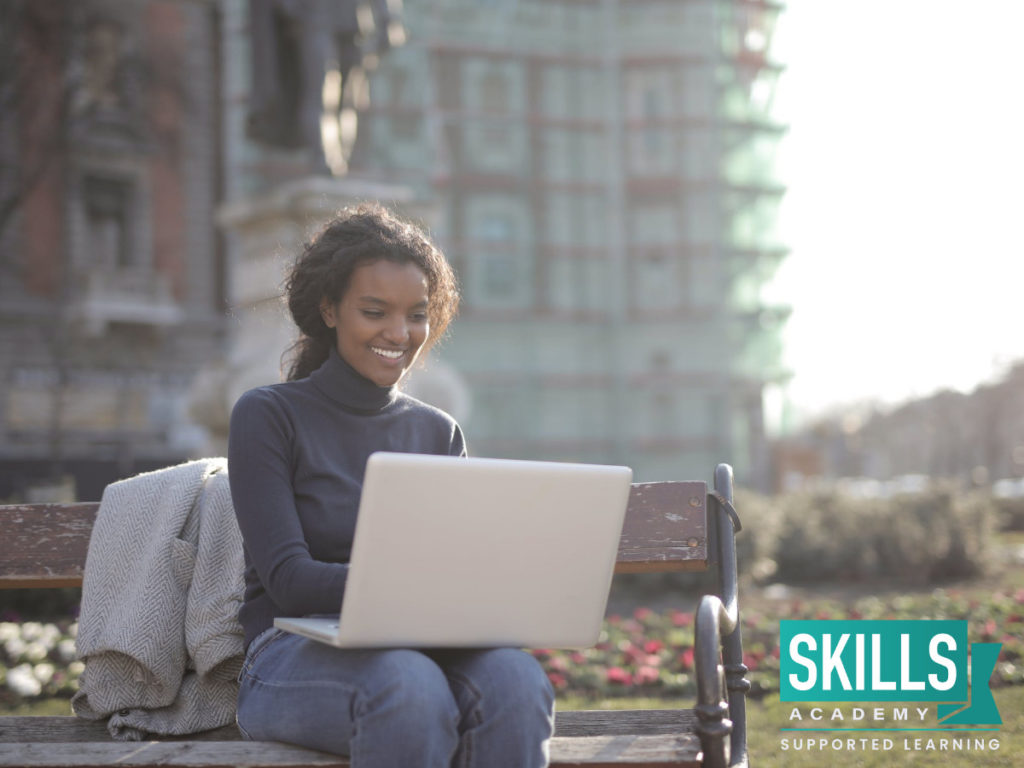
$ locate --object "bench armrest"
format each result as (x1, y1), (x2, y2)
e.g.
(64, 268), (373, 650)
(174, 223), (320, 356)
(694, 464), (749, 768)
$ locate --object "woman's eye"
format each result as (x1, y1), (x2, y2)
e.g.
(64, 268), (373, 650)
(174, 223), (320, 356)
(410, 313), (428, 323)
(361, 310), (385, 319)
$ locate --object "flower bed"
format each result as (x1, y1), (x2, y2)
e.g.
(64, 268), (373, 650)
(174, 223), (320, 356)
(3, 585), (1023, 710)
(530, 585), (1024, 701)
(0, 620), (82, 706)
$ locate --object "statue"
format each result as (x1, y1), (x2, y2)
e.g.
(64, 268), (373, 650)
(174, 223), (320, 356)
(247, 0), (399, 174)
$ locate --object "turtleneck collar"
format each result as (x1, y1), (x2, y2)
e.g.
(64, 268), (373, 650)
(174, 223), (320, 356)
(309, 347), (399, 413)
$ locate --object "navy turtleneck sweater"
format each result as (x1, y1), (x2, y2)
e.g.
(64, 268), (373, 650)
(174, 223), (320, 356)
(227, 348), (467, 647)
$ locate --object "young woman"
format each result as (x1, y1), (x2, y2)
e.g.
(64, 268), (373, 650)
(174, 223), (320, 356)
(226, 204), (554, 767)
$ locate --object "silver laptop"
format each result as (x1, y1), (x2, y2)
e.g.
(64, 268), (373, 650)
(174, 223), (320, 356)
(275, 451), (632, 649)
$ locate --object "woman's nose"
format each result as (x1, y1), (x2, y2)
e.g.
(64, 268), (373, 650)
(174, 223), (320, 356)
(382, 317), (409, 343)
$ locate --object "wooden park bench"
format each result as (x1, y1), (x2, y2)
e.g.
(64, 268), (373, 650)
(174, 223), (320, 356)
(0, 463), (748, 768)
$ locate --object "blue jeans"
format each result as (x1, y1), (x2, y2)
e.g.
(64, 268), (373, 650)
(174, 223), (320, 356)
(236, 629), (555, 767)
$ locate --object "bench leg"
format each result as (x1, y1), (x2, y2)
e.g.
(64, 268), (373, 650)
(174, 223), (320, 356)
(694, 463), (750, 768)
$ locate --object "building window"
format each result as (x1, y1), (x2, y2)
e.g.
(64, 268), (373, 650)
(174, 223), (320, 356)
(83, 176), (133, 270)
(478, 215), (517, 299)
(626, 70), (673, 173)
(388, 69), (418, 140)
(479, 68), (510, 145)
(651, 390), (676, 438)
(643, 87), (664, 156)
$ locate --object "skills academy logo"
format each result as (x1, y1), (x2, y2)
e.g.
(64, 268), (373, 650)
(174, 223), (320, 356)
(778, 620), (1002, 756)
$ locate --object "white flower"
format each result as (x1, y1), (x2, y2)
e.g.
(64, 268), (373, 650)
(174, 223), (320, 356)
(24, 641), (49, 663)
(39, 624), (61, 648)
(0, 622), (19, 642)
(33, 663), (56, 686)
(4, 637), (26, 659)
(68, 622), (78, 638)
(56, 639), (77, 663)
(20, 622), (43, 641)
(6, 664), (42, 697)
(69, 661), (85, 677)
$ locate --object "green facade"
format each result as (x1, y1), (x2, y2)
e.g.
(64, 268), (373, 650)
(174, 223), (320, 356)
(358, 0), (788, 486)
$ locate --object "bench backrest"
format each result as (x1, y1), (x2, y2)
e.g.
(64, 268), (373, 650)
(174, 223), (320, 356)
(0, 482), (707, 589)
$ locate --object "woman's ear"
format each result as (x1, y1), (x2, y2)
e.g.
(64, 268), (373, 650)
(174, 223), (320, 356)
(320, 298), (337, 329)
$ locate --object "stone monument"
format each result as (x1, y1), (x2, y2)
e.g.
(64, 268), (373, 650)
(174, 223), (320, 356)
(190, 2), (467, 454)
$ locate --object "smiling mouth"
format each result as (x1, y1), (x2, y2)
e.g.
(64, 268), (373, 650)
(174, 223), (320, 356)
(371, 346), (404, 360)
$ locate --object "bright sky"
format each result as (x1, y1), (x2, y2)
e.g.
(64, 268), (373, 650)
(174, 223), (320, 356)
(765, 1), (1024, 428)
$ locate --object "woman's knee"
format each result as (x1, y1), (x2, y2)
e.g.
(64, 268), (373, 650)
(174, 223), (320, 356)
(237, 643), (459, 757)
(444, 648), (554, 717)
(440, 649), (554, 768)
(477, 648), (553, 702)
(358, 649), (460, 718)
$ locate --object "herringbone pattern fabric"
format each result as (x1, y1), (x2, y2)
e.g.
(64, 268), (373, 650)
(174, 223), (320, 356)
(71, 459), (246, 740)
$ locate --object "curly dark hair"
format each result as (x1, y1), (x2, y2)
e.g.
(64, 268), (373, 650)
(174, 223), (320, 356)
(283, 203), (460, 382)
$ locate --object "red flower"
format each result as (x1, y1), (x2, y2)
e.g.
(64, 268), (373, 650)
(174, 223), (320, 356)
(678, 647), (695, 670)
(547, 655), (568, 673)
(671, 610), (693, 627)
(606, 667), (633, 685)
(635, 666), (660, 686)
(644, 640), (664, 654)
(622, 619), (643, 636)
(621, 643), (643, 665)
(547, 672), (568, 690)
(634, 607), (654, 622)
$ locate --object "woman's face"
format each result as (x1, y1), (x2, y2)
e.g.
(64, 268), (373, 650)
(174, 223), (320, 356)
(321, 259), (431, 387)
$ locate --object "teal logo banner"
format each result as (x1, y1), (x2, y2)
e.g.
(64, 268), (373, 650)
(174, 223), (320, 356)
(780, 620), (1001, 725)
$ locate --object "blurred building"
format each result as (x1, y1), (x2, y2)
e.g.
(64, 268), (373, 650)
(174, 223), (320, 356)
(352, 0), (789, 485)
(1, 0), (788, 498)
(0, 1), (225, 500)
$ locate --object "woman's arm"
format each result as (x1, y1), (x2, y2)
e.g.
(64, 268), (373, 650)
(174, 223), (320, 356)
(228, 389), (349, 616)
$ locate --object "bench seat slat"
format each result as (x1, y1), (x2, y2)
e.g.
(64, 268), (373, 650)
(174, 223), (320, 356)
(0, 483), (707, 589)
(555, 709), (698, 737)
(0, 713), (702, 766)
(0, 711), (698, 742)
(0, 737), (700, 767)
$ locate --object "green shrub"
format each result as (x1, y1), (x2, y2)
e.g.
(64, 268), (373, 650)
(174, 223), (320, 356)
(995, 495), (1024, 531)
(732, 489), (784, 581)
(768, 488), (993, 586)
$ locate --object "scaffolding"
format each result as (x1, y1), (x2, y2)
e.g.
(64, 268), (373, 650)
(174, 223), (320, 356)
(359, 0), (789, 488)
